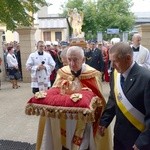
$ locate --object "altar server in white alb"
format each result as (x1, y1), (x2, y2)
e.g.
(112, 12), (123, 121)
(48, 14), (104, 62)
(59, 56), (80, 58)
(26, 40), (56, 94)
(131, 33), (150, 70)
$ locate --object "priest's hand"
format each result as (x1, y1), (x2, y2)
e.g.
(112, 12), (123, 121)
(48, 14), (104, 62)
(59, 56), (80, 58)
(37, 64), (46, 71)
(99, 126), (106, 136)
(133, 145), (139, 150)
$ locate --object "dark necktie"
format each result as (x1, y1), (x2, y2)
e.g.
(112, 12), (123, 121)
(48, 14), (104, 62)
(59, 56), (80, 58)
(132, 46), (139, 52)
(38, 51), (43, 55)
(12, 55), (15, 59)
(71, 68), (82, 78)
(91, 48), (94, 52)
(120, 74), (125, 89)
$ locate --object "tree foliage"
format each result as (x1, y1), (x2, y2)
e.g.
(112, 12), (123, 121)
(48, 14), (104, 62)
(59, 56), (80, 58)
(0, 0), (48, 31)
(96, 0), (135, 31)
(61, 0), (135, 40)
(61, 0), (84, 16)
(82, 1), (98, 39)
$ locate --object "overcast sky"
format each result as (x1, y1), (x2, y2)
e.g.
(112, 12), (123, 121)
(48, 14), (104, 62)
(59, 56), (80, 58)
(131, 0), (150, 12)
(47, 0), (150, 14)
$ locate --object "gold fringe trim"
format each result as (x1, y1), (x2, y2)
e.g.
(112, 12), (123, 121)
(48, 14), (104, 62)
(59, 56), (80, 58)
(25, 96), (102, 123)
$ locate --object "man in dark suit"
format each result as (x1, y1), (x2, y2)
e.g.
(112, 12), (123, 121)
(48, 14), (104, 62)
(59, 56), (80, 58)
(99, 42), (150, 150)
(85, 40), (104, 72)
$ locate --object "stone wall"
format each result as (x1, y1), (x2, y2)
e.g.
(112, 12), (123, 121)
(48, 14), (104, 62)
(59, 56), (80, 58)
(0, 29), (5, 81)
(16, 27), (36, 83)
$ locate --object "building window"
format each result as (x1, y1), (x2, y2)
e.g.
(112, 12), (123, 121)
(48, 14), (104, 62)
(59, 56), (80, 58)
(43, 31), (51, 41)
(55, 32), (62, 41)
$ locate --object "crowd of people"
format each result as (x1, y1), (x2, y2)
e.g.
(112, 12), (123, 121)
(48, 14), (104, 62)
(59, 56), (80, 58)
(0, 39), (114, 88)
(1, 32), (150, 149)
(25, 33), (150, 150)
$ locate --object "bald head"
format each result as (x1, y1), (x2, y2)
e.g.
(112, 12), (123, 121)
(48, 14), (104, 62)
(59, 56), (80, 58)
(67, 46), (84, 58)
(132, 33), (142, 40)
(66, 46), (85, 72)
(132, 33), (142, 47)
(60, 48), (68, 66)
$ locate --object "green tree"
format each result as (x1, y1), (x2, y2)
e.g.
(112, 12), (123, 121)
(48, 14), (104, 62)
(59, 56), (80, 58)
(0, 0), (48, 31)
(82, 0), (98, 39)
(61, 0), (84, 16)
(96, 0), (135, 39)
(61, 0), (135, 40)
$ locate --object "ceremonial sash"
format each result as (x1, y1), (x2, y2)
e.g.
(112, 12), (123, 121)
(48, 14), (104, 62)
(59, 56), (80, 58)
(60, 115), (86, 150)
(72, 120), (86, 150)
(114, 70), (145, 131)
(60, 118), (67, 148)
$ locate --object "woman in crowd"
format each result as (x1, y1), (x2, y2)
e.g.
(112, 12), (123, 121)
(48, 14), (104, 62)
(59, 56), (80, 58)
(6, 46), (20, 89)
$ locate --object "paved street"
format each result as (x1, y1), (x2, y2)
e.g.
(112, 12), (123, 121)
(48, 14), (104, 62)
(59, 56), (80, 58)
(0, 81), (111, 145)
(0, 81), (38, 144)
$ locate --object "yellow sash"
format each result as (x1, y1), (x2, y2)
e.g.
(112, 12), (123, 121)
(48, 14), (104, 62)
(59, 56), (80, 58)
(114, 70), (145, 131)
